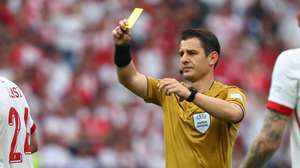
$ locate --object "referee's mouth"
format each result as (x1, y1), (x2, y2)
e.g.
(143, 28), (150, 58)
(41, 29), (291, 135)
(182, 67), (193, 73)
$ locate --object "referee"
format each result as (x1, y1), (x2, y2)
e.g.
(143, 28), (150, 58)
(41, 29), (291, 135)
(112, 19), (246, 168)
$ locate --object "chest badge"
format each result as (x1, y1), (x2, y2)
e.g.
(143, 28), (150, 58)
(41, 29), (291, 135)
(193, 112), (211, 133)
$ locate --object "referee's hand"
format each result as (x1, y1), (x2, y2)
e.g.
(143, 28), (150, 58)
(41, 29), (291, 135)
(112, 19), (132, 45)
(158, 78), (190, 99)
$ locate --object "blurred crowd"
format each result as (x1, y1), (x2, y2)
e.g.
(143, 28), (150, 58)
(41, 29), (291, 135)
(1, 0), (300, 167)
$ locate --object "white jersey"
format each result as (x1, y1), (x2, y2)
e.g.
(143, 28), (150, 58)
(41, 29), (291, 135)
(0, 77), (36, 168)
(266, 49), (300, 168)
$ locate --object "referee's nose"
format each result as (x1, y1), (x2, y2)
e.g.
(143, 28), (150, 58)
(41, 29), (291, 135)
(180, 52), (190, 65)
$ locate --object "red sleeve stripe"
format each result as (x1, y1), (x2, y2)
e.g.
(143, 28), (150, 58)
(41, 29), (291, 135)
(266, 100), (294, 116)
(30, 124), (37, 134)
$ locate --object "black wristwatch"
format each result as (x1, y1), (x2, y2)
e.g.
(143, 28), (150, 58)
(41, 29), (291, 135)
(186, 87), (198, 102)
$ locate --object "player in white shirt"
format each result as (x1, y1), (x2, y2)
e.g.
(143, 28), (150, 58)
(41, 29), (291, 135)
(239, 14), (300, 167)
(0, 77), (38, 168)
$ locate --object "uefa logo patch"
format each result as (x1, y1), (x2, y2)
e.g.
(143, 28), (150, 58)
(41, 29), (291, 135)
(193, 112), (211, 133)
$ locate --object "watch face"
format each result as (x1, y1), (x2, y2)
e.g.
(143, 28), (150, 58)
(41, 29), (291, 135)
(188, 87), (197, 92)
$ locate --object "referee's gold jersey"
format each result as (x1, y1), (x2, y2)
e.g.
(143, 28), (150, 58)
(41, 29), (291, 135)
(144, 77), (246, 168)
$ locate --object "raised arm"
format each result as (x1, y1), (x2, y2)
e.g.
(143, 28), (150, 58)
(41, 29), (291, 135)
(112, 20), (147, 98)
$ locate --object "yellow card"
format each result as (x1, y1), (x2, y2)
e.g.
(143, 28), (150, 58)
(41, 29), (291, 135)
(126, 8), (144, 29)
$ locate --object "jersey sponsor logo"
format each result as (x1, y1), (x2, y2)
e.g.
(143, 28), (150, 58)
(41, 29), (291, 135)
(193, 112), (211, 133)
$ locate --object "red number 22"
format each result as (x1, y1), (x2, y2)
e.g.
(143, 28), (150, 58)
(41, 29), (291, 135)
(8, 107), (31, 163)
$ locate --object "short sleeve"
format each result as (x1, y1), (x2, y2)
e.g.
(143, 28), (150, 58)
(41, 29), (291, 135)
(225, 87), (246, 113)
(27, 109), (37, 134)
(143, 77), (163, 105)
(266, 52), (297, 116)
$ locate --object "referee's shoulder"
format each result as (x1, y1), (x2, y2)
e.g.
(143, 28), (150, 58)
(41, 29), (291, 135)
(214, 81), (245, 95)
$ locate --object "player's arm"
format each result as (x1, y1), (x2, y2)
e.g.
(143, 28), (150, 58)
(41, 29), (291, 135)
(158, 78), (244, 123)
(30, 131), (38, 153)
(239, 109), (289, 168)
(112, 20), (148, 98)
(29, 123), (38, 153)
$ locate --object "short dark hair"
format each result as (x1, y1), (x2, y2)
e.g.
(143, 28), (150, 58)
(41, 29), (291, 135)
(180, 28), (221, 56)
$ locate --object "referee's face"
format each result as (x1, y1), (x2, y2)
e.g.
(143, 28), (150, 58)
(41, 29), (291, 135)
(179, 37), (211, 82)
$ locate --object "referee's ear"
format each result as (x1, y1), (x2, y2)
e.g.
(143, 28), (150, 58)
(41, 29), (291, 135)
(208, 51), (219, 68)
